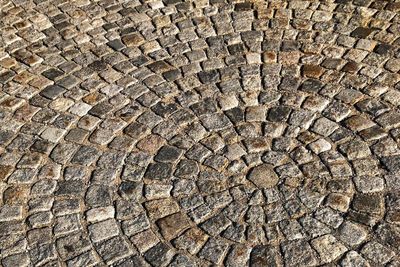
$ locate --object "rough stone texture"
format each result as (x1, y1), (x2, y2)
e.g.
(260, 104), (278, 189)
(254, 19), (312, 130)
(311, 234), (348, 263)
(0, 0), (399, 266)
(247, 164), (279, 189)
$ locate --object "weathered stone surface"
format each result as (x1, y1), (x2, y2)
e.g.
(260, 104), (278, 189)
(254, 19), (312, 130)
(198, 237), (229, 264)
(341, 251), (370, 267)
(353, 193), (384, 215)
(250, 245), (282, 267)
(247, 164), (279, 189)
(95, 236), (131, 264)
(338, 221), (368, 246)
(1, 1), (398, 265)
(130, 229), (159, 253)
(88, 219), (119, 242)
(144, 243), (174, 267)
(361, 241), (395, 265)
(157, 212), (191, 240)
(311, 234), (348, 263)
(281, 240), (319, 267)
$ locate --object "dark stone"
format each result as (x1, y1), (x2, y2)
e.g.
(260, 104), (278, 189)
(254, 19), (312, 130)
(350, 27), (375, 38)
(114, 255), (148, 267)
(55, 180), (85, 196)
(52, 114), (75, 129)
(145, 162), (173, 180)
(71, 146), (100, 166)
(174, 159), (199, 178)
(374, 43), (393, 55)
(88, 60), (108, 71)
(235, 2), (253, 11)
(40, 85), (65, 100)
(144, 243), (174, 267)
(225, 107), (244, 123)
(65, 128), (88, 143)
(169, 254), (196, 267)
(356, 99), (389, 117)
(30, 140), (53, 154)
(190, 98), (217, 116)
(0, 130), (14, 146)
(353, 193), (384, 214)
(198, 70), (219, 83)
(163, 69), (181, 81)
(155, 145), (182, 163)
(330, 127), (354, 143)
(131, 55), (149, 67)
(164, 0), (181, 4)
(42, 68), (64, 80)
(118, 181), (142, 201)
(302, 64), (324, 77)
(0, 70), (15, 84)
(381, 155), (400, 173)
(376, 223), (400, 249)
(281, 40), (299, 51)
(335, 0), (351, 4)
(29, 95), (51, 108)
(342, 61), (359, 73)
(107, 39), (125, 51)
(170, 109), (196, 125)
(267, 106), (291, 122)
(152, 102), (179, 118)
(89, 102), (113, 118)
(124, 122), (148, 139)
(228, 43), (245, 55)
(262, 39), (280, 51)
(386, 2), (400, 11)
(85, 185), (112, 207)
(147, 61), (171, 73)
(301, 79), (323, 93)
(347, 210), (377, 227)
(321, 58), (343, 70)
(279, 76), (300, 91)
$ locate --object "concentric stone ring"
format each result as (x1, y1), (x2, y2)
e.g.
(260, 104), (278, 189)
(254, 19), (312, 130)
(1, 0), (400, 266)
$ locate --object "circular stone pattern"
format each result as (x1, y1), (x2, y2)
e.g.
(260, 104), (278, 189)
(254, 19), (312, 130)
(1, 0), (400, 267)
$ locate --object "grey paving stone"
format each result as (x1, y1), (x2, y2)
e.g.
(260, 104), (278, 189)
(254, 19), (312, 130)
(1, 1), (399, 265)
(144, 242), (174, 267)
(94, 236), (131, 264)
(198, 237), (229, 264)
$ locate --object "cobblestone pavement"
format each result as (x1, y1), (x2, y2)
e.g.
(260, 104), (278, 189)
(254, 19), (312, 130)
(1, 0), (400, 266)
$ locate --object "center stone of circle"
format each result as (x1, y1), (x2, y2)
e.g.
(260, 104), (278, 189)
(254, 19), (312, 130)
(247, 163), (279, 189)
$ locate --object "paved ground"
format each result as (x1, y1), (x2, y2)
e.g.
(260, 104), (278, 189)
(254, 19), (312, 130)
(1, 0), (400, 266)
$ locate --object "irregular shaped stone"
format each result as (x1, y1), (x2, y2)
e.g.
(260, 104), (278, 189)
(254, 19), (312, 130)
(281, 240), (319, 267)
(247, 164), (279, 189)
(144, 198), (180, 219)
(361, 241), (395, 265)
(198, 237), (230, 264)
(157, 212), (190, 240)
(250, 245), (282, 267)
(338, 221), (368, 246)
(130, 229), (159, 253)
(144, 242), (174, 267)
(144, 162), (173, 180)
(311, 234), (347, 263)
